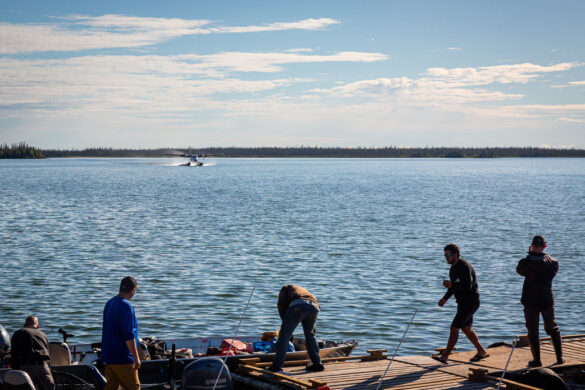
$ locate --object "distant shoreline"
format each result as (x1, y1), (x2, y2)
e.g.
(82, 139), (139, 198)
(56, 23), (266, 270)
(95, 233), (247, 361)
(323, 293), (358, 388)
(3, 144), (585, 159)
(39, 146), (585, 158)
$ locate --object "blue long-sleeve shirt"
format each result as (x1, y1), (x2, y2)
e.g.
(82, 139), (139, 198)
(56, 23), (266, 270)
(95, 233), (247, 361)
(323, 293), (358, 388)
(101, 296), (138, 364)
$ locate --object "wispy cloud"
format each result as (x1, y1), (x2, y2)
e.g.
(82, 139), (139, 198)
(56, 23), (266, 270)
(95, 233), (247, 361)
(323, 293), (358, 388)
(311, 63), (581, 103)
(285, 48), (315, 53)
(0, 49), (387, 115)
(0, 15), (340, 54)
(425, 63), (580, 85)
(306, 63), (585, 127)
(569, 80), (585, 86)
(557, 117), (585, 123)
(177, 51), (387, 73)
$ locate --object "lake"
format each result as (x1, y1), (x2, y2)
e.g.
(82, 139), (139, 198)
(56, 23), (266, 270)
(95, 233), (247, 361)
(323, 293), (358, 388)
(1, 157), (584, 356)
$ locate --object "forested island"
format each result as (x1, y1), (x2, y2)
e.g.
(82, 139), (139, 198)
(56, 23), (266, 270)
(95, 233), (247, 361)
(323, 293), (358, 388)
(0, 143), (45, 159)
(2, 143), (585, 159)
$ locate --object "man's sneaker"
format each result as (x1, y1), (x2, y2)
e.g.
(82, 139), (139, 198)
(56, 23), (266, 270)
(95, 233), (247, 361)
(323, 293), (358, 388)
(553, 358), (565, 366)
(306, 364), (325, 372)
(528, 360), (542, 367)
(267, 365), (281, 372)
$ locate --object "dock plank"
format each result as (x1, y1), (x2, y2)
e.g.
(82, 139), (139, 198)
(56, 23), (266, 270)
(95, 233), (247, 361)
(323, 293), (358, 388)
(236, 334), (585, 389)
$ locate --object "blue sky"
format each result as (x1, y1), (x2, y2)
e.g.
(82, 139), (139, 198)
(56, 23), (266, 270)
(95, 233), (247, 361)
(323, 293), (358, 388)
(1, 0), (584, 148)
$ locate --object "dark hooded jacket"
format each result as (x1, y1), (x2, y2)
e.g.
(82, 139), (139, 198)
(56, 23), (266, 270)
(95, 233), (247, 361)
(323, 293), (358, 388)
(516, 252), (558, 310)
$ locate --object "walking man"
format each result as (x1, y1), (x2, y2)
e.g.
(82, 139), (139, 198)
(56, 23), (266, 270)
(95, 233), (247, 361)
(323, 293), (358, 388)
(269, 285), (324, 373)
(101, 276), (141, 390)
(432, 244), (488, 364)
(10, 315), (55, 390)
(517, 235), (564, 367)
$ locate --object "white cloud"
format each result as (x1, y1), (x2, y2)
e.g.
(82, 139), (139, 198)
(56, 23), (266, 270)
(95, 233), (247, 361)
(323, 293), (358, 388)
(0, 16), (340, 54)
(310, 63), (584, 107)
(425, 62), (580, 85)
(177, 51), (387, 73)
(569, 80), (585, 86)
(285, 48), (314, 53)
(557, 117), (585, 123)
(540, 143), (577, 149)
(208, 18), (340, 33)
(311, 75), (523, 103)
(0, 50), (386, 117)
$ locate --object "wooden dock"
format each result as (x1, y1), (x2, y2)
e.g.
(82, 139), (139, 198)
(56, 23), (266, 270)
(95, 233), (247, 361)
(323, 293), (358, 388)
(234, 335), (585, 390)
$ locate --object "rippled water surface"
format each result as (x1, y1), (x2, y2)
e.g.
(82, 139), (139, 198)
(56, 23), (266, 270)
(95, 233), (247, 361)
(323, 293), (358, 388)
(1, 158), (584, 356)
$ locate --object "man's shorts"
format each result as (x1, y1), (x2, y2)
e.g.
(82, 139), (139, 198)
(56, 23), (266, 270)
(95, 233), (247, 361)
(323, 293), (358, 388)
(452, 301), (480, 329)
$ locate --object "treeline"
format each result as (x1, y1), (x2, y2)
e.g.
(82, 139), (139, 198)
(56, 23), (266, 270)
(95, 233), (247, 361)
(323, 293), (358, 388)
(0, 142), (45, 159)
(179, 146), (585, 158)
(43, 146), (585, 158)
(43, 147), (164, 158)
(4, 145), (585, 159)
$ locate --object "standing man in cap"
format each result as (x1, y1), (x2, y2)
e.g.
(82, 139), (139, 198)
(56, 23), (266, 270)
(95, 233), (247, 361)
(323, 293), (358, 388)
(10, 315), (55, 390)
(101, 276), (141, 390)
(269, 285), (324, 373)
(432, 244), (488, 364)
(517, 235), (564, 367)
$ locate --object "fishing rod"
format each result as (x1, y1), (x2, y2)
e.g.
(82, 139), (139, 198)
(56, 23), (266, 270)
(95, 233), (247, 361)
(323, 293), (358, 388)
(496, 337), (519, 390)
(375, 309), (418, 390)
(212, 286), (256, 390)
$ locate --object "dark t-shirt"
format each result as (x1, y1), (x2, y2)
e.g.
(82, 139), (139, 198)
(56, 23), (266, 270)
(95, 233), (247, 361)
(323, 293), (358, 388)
(10, 327), (51, 368)
(442, 258), (480, 306)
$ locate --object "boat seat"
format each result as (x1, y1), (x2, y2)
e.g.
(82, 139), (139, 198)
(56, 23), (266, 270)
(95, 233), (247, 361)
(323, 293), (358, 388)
(1, 370), (35, 390)
(49, 342), (72, 366)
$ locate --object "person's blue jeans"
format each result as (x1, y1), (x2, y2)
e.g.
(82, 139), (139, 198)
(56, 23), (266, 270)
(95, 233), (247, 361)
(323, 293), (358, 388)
(271, 302), (321, 370)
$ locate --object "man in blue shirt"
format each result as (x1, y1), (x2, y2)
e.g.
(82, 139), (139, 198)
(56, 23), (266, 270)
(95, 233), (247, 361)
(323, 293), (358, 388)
(101, 276), (140, 390)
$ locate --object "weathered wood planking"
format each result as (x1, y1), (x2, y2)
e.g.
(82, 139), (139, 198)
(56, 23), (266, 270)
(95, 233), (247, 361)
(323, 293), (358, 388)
(290, 359), (495, 390)
(236, 334), (585, 390)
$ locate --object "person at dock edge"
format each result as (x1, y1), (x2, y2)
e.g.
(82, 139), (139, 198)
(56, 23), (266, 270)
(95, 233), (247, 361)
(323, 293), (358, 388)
(516, 235), (564, 367)
(101, 276), (141, 390)
(10, 315), (55, 390)
(269, 285), (324, 372)
(432, 244), (488, 364)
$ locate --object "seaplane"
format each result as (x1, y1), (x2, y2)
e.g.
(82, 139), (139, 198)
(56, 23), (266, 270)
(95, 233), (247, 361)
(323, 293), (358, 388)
(164, 150), (212, 167)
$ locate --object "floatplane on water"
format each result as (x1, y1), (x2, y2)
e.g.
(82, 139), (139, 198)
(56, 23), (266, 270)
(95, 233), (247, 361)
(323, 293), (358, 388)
(164, 149), (214, 166)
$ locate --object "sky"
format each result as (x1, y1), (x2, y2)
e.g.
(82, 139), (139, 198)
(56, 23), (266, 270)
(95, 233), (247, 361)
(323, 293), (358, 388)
(1, 0), (584, 148)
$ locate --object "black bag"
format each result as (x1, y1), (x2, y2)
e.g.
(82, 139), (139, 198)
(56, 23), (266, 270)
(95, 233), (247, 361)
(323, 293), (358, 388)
(142, 337), (167, 360)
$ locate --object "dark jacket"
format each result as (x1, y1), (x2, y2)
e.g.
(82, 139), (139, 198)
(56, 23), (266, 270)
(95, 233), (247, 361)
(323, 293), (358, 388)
(10, 327), (51, 368)
(516, 252), (558, 310)
(442, 258), (480, 305)
(277, 285), (320, 319)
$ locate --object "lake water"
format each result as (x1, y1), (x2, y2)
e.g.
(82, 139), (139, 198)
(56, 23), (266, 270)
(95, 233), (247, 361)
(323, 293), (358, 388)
(1, 157), (584, 356)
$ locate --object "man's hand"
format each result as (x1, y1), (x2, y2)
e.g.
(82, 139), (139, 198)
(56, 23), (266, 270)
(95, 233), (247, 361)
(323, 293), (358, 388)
(438, 299), (446, 307)
(126, 339), (141, 371)
(442, 280), (451, 289)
